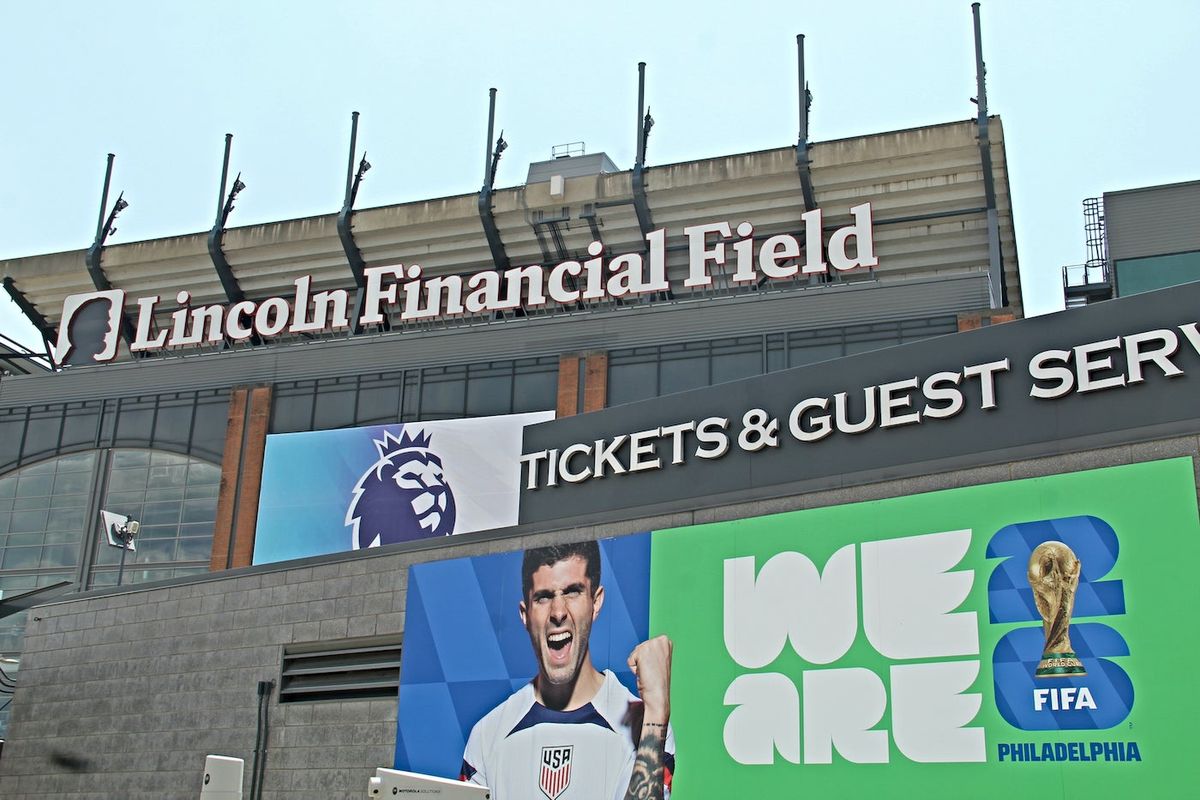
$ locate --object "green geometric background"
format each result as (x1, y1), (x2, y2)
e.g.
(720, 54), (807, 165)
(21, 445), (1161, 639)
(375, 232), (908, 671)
(651, 457), (1200, 798)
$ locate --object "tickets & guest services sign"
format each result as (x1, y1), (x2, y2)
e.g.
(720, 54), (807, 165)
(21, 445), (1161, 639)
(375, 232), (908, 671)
(518, 278), (1200, 524)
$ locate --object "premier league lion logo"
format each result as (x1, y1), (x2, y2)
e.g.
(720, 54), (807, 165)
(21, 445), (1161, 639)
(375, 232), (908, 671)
(346, 428), (458, 548)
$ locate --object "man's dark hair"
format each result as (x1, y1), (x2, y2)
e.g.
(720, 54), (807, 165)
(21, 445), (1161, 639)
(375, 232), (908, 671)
(521, 540), (601, 600)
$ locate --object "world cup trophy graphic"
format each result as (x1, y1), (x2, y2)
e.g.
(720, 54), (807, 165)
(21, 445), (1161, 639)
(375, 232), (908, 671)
(1027, 541), (1087, 678)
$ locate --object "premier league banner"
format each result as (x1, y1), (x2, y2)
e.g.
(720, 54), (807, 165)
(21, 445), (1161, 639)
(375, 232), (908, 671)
(396, 458), (1200, 798)
(252, 411), (553, 564)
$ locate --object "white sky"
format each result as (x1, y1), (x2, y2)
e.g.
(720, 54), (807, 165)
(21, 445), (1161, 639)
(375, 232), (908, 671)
(2, 0), (1197, 351)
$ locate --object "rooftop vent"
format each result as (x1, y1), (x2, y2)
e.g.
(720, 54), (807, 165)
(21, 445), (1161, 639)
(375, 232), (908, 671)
(527, 148), (620, 185)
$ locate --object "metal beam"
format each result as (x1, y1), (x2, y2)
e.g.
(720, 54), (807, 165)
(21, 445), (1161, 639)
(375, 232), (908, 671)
(2, 276), (57, 358)
(337, 111), (370, 289)
(207, 134), (247, 305)
(795, 35), (817, 211)
(477, 88), (511, 272)
(631, 62), (655, 238)
(83, 153), (135, 352)
(0, 581), (73, 620)
(972, 2), (1006, 308)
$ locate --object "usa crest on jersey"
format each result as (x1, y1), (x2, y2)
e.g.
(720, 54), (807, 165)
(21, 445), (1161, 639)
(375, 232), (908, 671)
(539, 745), (572, 799)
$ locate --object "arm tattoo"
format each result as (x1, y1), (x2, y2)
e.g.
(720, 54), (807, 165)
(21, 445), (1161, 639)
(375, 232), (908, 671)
(624, 729), (665, 800)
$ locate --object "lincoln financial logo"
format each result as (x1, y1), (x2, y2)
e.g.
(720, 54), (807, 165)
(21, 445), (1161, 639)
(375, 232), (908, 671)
(54, 289), (125, 365)
(55, 207), (879, 359)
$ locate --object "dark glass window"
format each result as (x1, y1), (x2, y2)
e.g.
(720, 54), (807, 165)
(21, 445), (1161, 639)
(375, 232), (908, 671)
(356, 375), (403, 425)
(466, 363), (514, 417)
(607, 315), (959, 405)
(21, 411), (61, 462)
(272, 382), (317, 434)
(711, 337), (764, 384)
(513, 363), (558, 413)
(88, 450), (219, 588)
(312, 377), (357, 430)
(0, 415), (23, 469)
(271, 358), (557, 432)
(59, 403), (100, 451)
(608, 359), (658, 406)
(113, 400), (155, 446)
(153, 399), (194, 450)
(419, 365), (468, 420)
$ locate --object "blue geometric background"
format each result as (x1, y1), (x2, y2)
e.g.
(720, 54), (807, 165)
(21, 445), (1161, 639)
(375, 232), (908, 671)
(992, 623), (1133, 730)
(986, 515), (1125, 623)
(394, 533), (651, 777)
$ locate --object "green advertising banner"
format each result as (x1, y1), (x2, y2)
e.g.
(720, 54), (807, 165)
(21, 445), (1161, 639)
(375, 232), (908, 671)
(651, 457), (1200, 798)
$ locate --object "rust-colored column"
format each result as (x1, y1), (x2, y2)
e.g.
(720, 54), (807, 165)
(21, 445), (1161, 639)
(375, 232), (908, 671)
(556, 355), (580, 418)
(209, 384), (273, 571)
(230, 384), (273, 569)
(582, 353), (608, 413)
(210, 387), (249, 571)
(957, 312), (983, 332)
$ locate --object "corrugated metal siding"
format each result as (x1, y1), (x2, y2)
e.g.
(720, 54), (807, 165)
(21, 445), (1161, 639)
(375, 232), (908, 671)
(0, 273), (990, 407)
(1105, 181), (1200, 261)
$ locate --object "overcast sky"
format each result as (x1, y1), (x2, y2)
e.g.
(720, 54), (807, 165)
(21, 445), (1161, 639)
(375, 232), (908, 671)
(2, 0), (1197, 351)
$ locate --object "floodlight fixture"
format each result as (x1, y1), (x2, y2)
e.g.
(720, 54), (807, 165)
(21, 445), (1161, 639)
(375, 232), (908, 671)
(101, 510), (141, 586)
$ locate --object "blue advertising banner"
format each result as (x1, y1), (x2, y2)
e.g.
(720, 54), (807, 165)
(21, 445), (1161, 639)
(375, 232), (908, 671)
(252, 411), (553, 564)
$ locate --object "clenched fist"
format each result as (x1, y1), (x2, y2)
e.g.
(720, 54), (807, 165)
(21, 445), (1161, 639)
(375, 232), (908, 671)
(628, 634), (673, 724)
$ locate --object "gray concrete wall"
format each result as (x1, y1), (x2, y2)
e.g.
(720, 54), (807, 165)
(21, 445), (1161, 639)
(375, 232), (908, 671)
(1, 434), (1198, 799)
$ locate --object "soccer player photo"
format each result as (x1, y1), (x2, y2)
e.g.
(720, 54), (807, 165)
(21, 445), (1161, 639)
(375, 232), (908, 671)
(395, 534), (674, 800)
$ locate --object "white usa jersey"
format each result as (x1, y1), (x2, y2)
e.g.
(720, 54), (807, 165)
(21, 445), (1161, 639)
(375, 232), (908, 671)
(461, 671), (675, 800)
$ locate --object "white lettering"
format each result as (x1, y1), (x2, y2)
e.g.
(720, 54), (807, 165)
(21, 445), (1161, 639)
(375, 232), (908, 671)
(860, 530), (978, 659)
(1029, 349), (1074, 399)
(963, 358), (1009, 409)
(130, 296), (167, 351)
(1074, 337), (1125, 393)
(361, 265), (402, 324)
(723, 673), (801, 765)
(1125, 329), (1182, 384)
(891, 662), (984, 762)
(828, 203), (878, 271)
(723, 547), (857, 668)
(683, 222), (731, 287)
(802, 668), (889, 763)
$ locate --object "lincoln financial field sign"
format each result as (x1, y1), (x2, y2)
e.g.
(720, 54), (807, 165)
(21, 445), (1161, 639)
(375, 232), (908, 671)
(53, 206), (877, 362)
(398, 459), (1200, 798)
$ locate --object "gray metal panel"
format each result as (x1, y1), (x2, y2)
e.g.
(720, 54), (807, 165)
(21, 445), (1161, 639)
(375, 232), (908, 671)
(526, 152), (621, 183)
(519, 277), (1200, 525)
(0, 273), (990, 407)
(1105, 180), (1200, 261)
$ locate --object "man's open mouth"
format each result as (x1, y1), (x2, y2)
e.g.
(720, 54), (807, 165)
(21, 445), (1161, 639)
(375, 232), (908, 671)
(547, 631), (572, 651)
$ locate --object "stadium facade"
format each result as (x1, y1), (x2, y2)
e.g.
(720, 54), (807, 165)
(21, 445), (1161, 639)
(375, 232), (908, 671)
(1, 28), (1199, 800)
